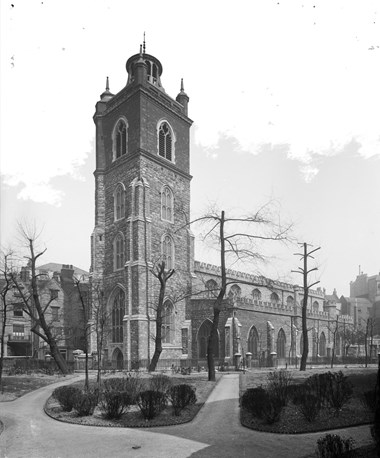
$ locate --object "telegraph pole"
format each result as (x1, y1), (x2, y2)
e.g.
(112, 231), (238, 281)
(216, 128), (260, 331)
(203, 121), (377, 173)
(292, 242), (321, 371)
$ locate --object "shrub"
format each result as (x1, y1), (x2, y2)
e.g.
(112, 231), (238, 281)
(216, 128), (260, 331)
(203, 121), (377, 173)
(149, 374), (172, 395)
(241, 387), (268, 418)
(360, 389), (376, 413)
(298, 392), (321, 422)
(169, 384), (197, 416)
(137, 390), (167, 420)
(102, 374), (142, 404)
(316, 434), (355, 458)
(241, 387), (283, 424)
(303, 371), (352, 415)
(262, 392), (283, 424)
(52, 386), (82, 412)
(100, 391), (131, 419)
(72, 390), (98, 416)
(288, 384), (305, 405)
(267, 369), (293, 406)
(304, 373), (331, 407)
(325, 372), (353, 414)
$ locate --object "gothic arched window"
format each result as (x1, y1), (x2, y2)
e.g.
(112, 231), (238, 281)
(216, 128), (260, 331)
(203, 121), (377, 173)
(198, 320), (219, 359)
(205, 279), (218, 298)
(313, 301), (319, 313)
(162, 234), (174, 270)
(114, 233), (125, 270)
(162, 300), (174, 344)
(248, 326), (259, 358)
(252, 289), (262, 301)
(277, 328), (286, 358)
(161, 186), (173, 222)
(270, 292), (280, 305)
(287, 296), (294, 306)
(113, 119), (128, 160)
(112, 289), (125, 343)
(319, 332), (326, 357)
(158, 122), (173, 162)
(114, 184), (125, 221)
(228, 284), (241, 300)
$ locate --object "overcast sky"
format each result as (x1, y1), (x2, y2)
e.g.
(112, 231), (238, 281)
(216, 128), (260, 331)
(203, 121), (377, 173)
(1, 0), (379, 297)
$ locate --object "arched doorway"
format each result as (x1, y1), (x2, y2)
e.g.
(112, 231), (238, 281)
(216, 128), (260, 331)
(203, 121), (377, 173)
(112, 347), (124, 370)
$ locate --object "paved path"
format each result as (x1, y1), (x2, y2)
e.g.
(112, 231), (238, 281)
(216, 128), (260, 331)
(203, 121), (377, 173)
(0, 374), (374, 458)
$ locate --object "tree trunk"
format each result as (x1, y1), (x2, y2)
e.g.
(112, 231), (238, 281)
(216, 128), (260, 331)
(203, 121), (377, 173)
(149, 303), (163, 372)
(207, 211), (227, 382)
(300, 243), (309, 371)
(300, 295), (309, 371)
(0, 303), (7, 393)
(149, 263), (173, 372)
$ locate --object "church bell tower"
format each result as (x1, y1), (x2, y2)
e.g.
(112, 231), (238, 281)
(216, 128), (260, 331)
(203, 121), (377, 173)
(90, 43), (194, 369)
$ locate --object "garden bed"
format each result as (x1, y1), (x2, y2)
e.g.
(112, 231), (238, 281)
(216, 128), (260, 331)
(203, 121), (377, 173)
(45, 373), (219, 428)
(240, 367), (377, 434)
(241, 397), (372, 434)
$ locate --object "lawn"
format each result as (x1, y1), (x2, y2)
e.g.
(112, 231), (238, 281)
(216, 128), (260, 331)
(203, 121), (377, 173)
(45, 372), (220, 427)
(240, 366), (377, 434)
(0, 373), (78, 401)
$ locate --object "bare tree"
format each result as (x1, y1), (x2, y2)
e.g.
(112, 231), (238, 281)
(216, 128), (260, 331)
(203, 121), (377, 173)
(74, 276), (91, 390)
(292, 242), (320, 371)
(364, 317), (375, 367)
(11, 224), (69, 374)
(92, 282), (110, 386)
(0, 250), (15, 392)
(188, 204), (292, 381)
(148, 261), (175, 372)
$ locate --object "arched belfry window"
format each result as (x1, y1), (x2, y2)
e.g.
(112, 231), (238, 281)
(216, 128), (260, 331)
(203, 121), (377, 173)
(161, 186), (173, 222)
(162, 234), (174, 270)
(112, 289), (125, 343)
(114, 184), (125, 221)
(162, 300), (174, 344)
(158, 122), (173, 162)
(114, 233), (125, 270)
(113, 118), (128, 160)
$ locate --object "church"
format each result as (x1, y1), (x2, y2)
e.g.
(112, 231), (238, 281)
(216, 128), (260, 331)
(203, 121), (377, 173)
(90, 45), (348, 371)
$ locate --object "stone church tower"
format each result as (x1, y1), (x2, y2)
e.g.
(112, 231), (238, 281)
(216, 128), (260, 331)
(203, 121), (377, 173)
(90, 45), (194, 369)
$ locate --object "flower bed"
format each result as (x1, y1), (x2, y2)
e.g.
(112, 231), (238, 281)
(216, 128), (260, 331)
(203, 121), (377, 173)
(45, 373), (219, 428)
(240, 367), (377, 434)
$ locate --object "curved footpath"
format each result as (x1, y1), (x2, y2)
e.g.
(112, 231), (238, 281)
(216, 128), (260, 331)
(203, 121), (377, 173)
(0, 374), (374, 458)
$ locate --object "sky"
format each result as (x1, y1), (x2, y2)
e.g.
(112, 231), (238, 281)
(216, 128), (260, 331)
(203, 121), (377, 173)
(1, 0), (379, 297)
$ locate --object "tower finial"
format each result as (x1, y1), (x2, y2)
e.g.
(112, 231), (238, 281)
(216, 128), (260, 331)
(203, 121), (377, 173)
(106, 76), (109, 91)
(143, 32), (146, 54)
(180, 78), (184, 92)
